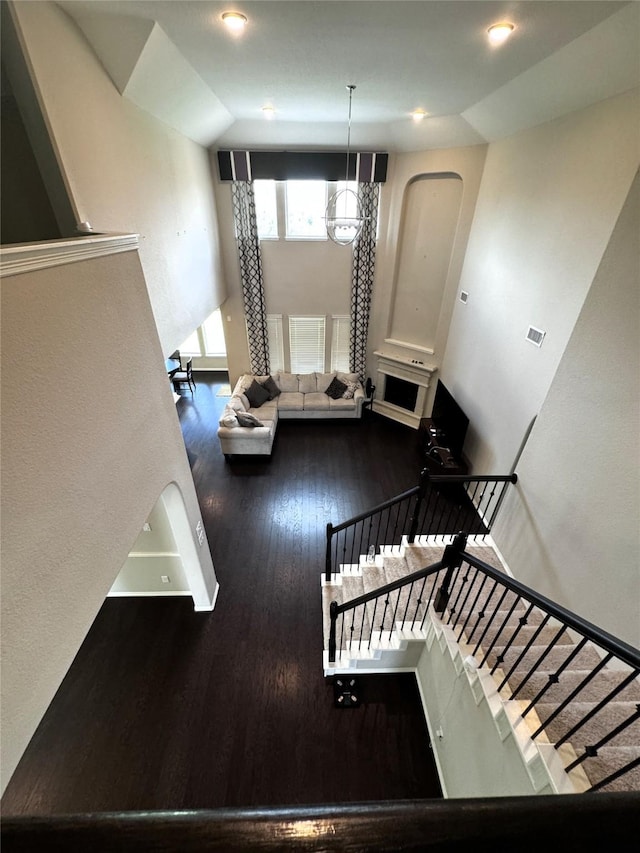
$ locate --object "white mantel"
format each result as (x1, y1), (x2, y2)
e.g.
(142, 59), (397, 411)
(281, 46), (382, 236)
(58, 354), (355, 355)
(373, 350), (437, 428)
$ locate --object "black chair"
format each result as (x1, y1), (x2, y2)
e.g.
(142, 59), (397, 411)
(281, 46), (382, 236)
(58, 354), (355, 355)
(172, 356), (196, 394)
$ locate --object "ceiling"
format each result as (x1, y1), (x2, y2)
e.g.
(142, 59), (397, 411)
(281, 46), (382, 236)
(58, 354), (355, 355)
(57, 1), (640, 152)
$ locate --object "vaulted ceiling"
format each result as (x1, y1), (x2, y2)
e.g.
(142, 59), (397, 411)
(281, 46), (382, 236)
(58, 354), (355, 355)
(58, 1), (640, 151)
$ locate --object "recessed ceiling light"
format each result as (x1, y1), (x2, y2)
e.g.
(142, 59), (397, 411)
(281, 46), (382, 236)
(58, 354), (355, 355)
(487, 22), (515, 45)
(411, 109), (427, 122)
(262, 105), (275, 119)
(222, 12), (247, 32)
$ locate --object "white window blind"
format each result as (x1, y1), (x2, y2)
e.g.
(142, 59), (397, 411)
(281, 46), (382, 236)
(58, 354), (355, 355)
(289, 316), (326, 373)
(331, 315), (350, 372)
(267, 314), (285, 373)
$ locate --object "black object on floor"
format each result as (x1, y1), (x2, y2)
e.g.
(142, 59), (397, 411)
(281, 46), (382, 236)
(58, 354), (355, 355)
(334, 676), (361, 708)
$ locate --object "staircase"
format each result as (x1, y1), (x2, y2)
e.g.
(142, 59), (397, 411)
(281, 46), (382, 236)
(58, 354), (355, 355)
(322, 531), (640, 795)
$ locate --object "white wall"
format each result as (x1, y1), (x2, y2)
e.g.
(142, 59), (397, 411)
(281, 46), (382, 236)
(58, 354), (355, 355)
(416, 628), (556, 798)
(368, 145), (487, 393)
(0, 247), (218, 794)
(492, 171), (640, 647)
(441, 89), (640, 474)
(9, 0), (226, 356)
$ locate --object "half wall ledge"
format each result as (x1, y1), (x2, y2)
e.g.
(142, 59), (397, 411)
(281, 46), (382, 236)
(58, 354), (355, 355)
(0, 233), (139, 278)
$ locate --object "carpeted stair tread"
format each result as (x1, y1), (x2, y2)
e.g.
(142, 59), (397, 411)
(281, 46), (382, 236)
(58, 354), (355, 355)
(469, 621), (573, 650)
(452, 589), (525, 623)
(465, 545), (507, 573)
(507, 668), (640, 706)
(486, 641), (603, 676)
(580, 746), (640, 792)
(403, 545), (446, 574)
(535, 701), (640, 749)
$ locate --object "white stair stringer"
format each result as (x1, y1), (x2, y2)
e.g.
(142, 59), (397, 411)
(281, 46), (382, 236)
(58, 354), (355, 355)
(420, 608), (588, 796)
(323, 621), (429, 675)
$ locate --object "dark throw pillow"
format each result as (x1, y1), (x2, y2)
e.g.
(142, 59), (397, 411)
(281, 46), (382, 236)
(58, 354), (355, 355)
(245, 378), (271, 408)
(236, 411), (264, 428)
(325, 376), (348, 399)
(261, 375), (281, 400)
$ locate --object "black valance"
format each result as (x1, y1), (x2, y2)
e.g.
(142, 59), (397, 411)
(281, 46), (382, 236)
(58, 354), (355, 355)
(217, 150), (387, 183)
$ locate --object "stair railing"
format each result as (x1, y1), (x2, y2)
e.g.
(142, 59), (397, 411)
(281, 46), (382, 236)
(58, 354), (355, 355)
(325, 470), (517, 581)
(328, 533), (640, 792)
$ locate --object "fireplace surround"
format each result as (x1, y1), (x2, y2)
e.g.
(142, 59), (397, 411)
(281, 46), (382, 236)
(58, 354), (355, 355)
(372, 351), (437, 428)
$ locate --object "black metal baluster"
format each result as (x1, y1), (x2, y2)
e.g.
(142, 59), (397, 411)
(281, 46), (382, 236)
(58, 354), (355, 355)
(401, 581), (416, 625)
(588, 755), (640, 792)
(388, 589), (402, 642)
(472, 585), (510, 652)
(457, 573), (492, 642)
(358, 604), (367, 651)
(368, 598), (379, 650)
(477, 595), (523, 666)
(518, 637), (589, 710)
(463, 579), (500, 643)
(489, 601), (534, 676)
(498, 622), (568, 695)
(449, 566), (477, 628)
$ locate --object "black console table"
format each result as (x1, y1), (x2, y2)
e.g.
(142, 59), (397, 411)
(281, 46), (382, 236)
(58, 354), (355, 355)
(418, 418), (468, 476)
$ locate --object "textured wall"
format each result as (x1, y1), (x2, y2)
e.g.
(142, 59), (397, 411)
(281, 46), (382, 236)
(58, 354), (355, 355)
(442, 88), (640, 475)
(493, 171), (640, 646)
(1, 249), (217, 793)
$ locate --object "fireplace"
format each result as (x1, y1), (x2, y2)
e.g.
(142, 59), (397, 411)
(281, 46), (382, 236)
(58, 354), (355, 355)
(373, 351), (436, 428)
(383, 375), (419, 412)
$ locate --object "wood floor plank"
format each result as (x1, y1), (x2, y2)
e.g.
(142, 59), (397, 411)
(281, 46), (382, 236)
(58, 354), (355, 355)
(2, 374), (442, 815)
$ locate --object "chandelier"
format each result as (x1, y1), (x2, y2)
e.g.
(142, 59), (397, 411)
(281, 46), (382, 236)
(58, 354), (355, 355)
(325, 85), (365, 245)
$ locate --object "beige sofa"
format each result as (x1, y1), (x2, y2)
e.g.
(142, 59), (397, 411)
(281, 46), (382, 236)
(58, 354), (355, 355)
(217, 371), (365, 459)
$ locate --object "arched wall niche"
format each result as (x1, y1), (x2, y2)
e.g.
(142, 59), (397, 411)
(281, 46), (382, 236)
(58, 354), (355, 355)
(109, 481), (217, 611)
(387, 172), (463, 354)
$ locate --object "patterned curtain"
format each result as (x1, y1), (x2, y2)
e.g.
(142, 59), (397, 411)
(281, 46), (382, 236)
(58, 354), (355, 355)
(231, 181), (269, 375)
(350, 182), (380, 382)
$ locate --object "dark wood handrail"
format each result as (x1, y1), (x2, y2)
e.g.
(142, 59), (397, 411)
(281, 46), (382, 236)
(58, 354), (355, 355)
(3, 795), (639, 851)
(329, 485), (420, 534)
(427, 473), (518, 485)
(334, 560), (446, 613)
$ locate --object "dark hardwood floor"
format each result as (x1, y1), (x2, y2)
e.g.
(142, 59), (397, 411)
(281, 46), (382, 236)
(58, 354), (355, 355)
(2, 374), (442, 815)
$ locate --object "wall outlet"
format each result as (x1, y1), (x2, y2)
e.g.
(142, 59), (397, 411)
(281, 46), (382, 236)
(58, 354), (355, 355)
(436, 728), (444, 739)
(196, 520), (205, 546)
(161, 575), (170, 584)
(143, 522), (152, 532)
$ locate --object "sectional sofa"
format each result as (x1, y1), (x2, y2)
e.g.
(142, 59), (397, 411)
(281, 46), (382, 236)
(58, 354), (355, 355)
(217, 371), (366, 459)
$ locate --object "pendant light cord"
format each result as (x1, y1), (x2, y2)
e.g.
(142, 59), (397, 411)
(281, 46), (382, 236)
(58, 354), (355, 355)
(345, 84), (355, 185)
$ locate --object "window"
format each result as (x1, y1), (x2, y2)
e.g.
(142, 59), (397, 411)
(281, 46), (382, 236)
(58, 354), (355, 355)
(179, 309), (227, 358)
(267, 314), (285, 373)
(202, 309), (226, 356)
(331, 315), (350, 372)
(179, 328), (201, 357)
(285, 180), (327, 239)
(289, 316), (326, 373)
(253, 180), (277, 239)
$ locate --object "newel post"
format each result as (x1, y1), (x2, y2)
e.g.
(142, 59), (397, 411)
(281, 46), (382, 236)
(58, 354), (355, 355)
(325, 523), (334, 582)
(434, 532), (468, 613)
(328, 601), (338, 663)
(408, 468), (430, 544)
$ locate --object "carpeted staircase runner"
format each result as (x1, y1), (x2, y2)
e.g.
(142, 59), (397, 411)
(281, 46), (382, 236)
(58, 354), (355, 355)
(323, 540), (640, 793)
